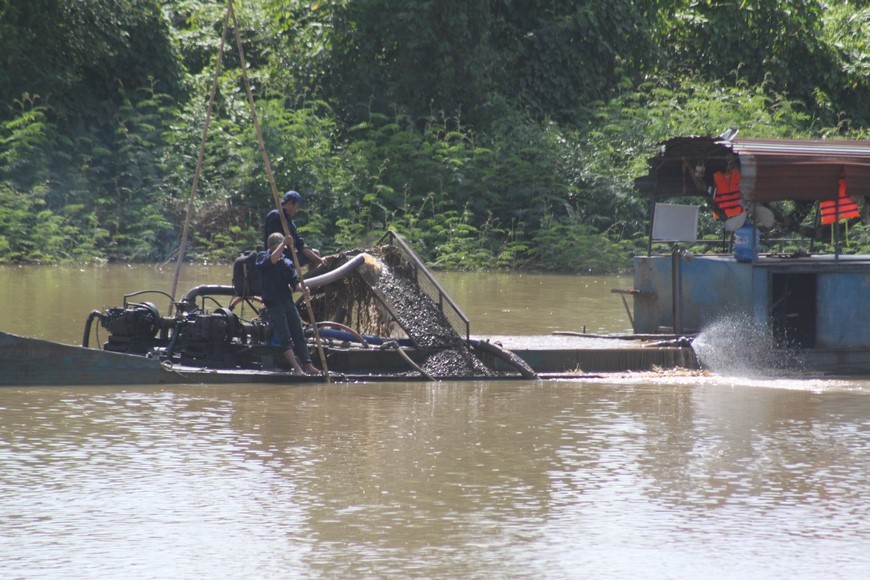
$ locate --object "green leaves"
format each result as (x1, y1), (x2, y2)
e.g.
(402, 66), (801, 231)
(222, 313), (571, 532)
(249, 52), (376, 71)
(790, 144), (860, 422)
(0, 96), (50, 189)
(0, 0), (867, 267)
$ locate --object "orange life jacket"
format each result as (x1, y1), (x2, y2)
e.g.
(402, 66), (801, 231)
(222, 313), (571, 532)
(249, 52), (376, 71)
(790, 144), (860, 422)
(713, 170), (743, 218)
(820, 171), (860, 225)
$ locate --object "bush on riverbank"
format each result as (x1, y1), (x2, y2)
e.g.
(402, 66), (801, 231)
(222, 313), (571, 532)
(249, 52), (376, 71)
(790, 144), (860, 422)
(1, 1), (867, 270)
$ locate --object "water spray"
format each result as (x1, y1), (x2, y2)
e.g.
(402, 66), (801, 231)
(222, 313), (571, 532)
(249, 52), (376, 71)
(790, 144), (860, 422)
(692, 312), (804, 378)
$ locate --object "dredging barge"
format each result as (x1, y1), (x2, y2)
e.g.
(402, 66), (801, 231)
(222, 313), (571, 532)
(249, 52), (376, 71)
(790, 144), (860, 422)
(1, 231), (694, 386)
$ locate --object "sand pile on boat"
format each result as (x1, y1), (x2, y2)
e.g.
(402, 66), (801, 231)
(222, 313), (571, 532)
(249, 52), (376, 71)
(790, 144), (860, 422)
(311, 244), (495, 378)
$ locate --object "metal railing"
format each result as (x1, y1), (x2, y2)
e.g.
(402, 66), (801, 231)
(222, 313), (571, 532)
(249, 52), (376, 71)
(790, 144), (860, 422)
(377, 231), (471, 340)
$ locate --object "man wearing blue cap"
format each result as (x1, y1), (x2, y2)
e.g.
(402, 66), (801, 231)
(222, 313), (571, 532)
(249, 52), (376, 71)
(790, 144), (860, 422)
(263, 190), (324, 270)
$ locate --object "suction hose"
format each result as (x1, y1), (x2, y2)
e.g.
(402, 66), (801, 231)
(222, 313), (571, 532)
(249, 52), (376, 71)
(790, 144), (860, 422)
(304, 253), (368, 289)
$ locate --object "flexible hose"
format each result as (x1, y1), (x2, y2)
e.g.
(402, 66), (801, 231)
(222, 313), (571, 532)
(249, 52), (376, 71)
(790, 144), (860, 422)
(304, 254), (367, 289)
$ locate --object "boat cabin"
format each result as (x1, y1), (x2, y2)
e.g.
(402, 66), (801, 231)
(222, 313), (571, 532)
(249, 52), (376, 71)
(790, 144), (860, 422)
(630, 133), (870, 372)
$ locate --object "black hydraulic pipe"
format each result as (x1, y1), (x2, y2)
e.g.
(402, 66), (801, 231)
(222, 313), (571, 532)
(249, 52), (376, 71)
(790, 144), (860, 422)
(468, 339), (538, 379)
(181, 285), (237, 304)
(163, 320), (184, 361)
(82, 310), (105, 348)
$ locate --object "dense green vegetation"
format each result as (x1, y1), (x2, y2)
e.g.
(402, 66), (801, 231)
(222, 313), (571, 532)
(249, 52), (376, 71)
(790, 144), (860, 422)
(1, 0), (868, 270)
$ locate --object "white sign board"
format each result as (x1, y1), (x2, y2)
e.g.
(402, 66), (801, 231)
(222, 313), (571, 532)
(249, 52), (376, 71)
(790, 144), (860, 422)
(652, 203), (699, 242)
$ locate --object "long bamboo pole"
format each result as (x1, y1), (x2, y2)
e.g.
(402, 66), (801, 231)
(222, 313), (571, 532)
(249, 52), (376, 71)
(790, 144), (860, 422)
(229, 0), (330, 381)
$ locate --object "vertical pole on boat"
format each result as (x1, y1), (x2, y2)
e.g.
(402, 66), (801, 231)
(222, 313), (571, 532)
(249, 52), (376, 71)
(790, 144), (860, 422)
(168, 4), (232, 314)
(647, 197), (655, 257)
(834, 197), (841, 262)
(671, 247), (683, 335)
(228, 1), (331, 382)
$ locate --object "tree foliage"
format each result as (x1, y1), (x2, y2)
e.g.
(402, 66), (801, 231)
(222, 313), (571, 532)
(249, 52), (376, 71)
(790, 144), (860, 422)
(0, 0), (867, 268)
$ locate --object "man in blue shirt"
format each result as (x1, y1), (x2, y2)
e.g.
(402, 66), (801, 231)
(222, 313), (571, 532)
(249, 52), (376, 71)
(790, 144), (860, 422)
(256, 232), (320, 376)
(263, 190), (324, 270)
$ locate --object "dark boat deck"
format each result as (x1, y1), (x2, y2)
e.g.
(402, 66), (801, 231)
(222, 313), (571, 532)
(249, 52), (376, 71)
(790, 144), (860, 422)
(1, 330), (698, 386)
(477, 334), (697, 374)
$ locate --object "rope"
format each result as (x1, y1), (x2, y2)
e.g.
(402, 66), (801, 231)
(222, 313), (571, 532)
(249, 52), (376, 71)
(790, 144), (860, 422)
(168, 4), (231, 314)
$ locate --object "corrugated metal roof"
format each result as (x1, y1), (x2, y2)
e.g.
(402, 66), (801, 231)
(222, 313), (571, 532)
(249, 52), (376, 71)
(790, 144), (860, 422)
(636, 135), (870, 203)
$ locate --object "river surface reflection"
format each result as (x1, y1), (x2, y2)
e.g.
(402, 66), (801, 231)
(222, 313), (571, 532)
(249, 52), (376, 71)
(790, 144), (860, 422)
(1, 265), (868, 578)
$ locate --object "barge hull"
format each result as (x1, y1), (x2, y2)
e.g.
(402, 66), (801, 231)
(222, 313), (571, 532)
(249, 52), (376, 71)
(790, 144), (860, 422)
(0, 330), (164, 386)
(1, 330), (700, 386)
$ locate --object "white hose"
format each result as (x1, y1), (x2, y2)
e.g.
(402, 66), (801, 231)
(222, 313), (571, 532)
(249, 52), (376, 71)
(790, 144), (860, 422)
(304, 253), (368, 289)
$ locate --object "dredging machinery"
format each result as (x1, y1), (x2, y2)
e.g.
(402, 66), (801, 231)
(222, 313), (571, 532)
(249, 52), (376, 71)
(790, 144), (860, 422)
(77, 231), (538, 383)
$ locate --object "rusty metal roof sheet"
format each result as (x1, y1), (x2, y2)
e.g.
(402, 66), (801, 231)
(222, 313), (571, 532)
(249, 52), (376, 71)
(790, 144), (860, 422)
(636, 135), (870, 203)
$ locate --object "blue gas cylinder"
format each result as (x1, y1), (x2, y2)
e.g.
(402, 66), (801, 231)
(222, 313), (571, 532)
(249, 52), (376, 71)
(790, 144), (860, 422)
(734, 223), (758, 263)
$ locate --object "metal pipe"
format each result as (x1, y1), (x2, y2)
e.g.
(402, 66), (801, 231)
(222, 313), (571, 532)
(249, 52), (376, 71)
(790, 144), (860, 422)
(672, 248), (683, 335)
(181, 285), (236, 304)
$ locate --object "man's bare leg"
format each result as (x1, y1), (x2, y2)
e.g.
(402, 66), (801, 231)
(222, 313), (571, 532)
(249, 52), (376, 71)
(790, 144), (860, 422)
(282, 349), (305, 376)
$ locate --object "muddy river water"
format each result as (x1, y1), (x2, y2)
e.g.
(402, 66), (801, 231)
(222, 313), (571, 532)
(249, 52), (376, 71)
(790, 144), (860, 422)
(1, 265), (868, 578)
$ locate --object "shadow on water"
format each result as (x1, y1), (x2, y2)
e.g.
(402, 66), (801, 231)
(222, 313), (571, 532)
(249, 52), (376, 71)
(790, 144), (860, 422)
(692, 312), (805, 379)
